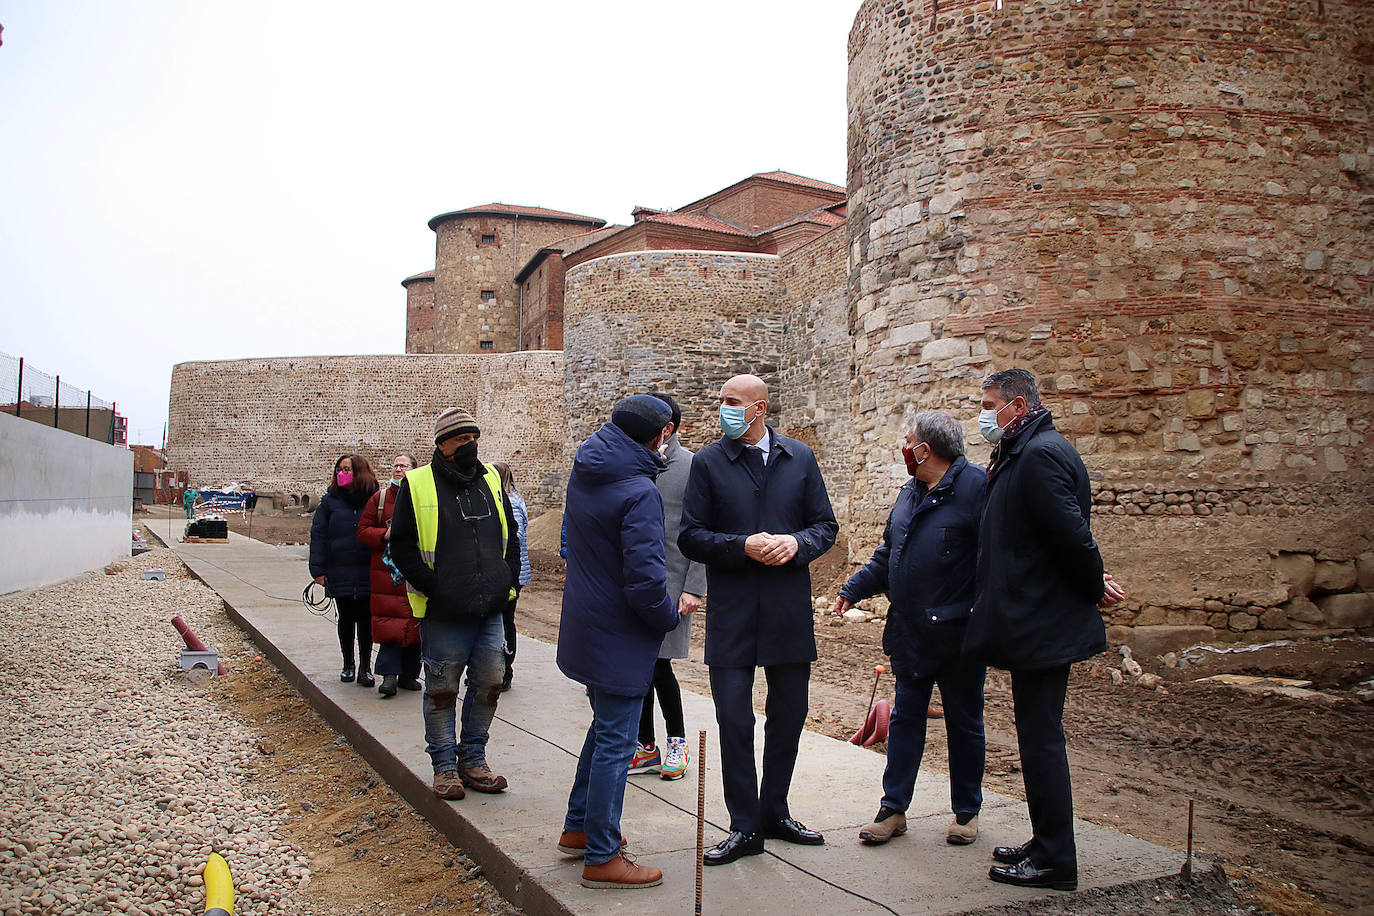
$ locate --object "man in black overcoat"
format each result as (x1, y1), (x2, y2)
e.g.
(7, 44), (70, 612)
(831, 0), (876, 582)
(964, 368), (1124, 892)
(679, 373), (838, 866)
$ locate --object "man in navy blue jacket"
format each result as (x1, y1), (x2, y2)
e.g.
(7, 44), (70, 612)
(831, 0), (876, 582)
(557, 395), (682, 890)
(679, 374), (838, 865)
(834, 410), (988, 848)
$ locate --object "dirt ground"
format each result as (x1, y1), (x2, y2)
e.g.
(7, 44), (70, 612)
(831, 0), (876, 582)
(143, 507), (1374, 914)
(213, 657), (514, 916)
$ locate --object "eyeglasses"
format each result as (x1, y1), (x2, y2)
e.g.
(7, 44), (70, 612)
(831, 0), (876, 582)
(456, 488), (492, 521)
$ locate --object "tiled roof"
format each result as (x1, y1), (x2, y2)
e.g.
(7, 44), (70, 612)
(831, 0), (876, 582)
(556, 225), (630, 257)
(764, 206), (847, 231)
(640, 211), (750, 236)
(401, 270), (435, 285)
(428, 203), (605, 230)
(752, 171), (846, 195)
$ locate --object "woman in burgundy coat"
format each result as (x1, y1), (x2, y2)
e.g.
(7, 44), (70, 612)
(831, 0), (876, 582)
(357, 454), (423, 697)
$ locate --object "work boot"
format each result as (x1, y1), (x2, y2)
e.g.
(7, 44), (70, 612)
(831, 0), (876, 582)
(378, 674), (398, 697)
(947, 814), (979, 845)
(581, 853), (662, 889)
(459, 763), (508, 793)
(433, 770), (465, 800)
(858, 807), (907, 844)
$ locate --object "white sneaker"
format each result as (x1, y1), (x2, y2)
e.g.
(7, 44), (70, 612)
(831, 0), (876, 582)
(660, 736), (690, 780)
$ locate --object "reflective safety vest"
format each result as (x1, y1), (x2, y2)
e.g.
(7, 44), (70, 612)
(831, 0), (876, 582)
(403, 462), (510, 619)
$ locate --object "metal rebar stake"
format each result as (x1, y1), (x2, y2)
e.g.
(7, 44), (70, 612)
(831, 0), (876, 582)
(696, 729), (706, 915)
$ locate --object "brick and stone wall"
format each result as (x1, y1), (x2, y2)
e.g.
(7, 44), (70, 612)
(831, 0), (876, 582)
(563, 250), (785, 450)
(166, 354), (567, 511)
(402, 273), (436, 354)
(428, 216), (595, 354)
(777, 223), (853, 523)
(846, 0), (1374, 645)
(519, 253), (566, 351)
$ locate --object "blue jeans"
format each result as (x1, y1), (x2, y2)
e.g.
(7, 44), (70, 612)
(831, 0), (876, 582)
(420, 614), (506, 774)
(882, 662), (986, 816)
(564, 688), (642, 865)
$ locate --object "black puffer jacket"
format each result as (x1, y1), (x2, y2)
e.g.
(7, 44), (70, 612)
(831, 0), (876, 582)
(308, 486), (377, 599)
(963, 412), (1107, 671)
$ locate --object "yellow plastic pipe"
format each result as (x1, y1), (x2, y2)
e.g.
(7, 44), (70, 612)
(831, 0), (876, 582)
(204, 852), (234, 915)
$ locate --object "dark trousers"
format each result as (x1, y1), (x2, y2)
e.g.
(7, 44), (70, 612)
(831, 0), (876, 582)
(501, 597), (517, 670)
(335, 596), (373, 673)
(639, 658), (685, 745)
(882, 662), (986, 816)
(709, 662), (810, 835)
(374, 641), (421, 680)
(1011, 664), (1076, 872)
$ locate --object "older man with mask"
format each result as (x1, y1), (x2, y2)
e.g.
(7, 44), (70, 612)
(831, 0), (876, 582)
(966, 369), (1124, 892)
(834, 409), (987, 848)
(679, 373), (838, 865)
(389, 407), (521, 802)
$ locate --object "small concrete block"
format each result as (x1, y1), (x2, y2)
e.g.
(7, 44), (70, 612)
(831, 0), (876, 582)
(142, 569), (167, 581)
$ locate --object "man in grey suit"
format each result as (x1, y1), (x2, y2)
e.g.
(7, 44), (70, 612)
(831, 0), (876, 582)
(629, 392), (708, 781)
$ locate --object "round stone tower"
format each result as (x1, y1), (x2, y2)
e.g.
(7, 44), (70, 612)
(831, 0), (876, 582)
(847, 0), (1373, 640)
(402, 270), (436, 354)
(427, 205), (604, 354)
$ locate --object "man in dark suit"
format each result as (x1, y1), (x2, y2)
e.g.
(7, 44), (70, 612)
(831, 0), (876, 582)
(964, 368), (1124, 892)
(679, 373), (838, 866)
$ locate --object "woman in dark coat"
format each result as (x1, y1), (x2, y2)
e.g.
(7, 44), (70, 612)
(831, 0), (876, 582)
(357, 454), (422, 698)
(309, 454), (379, 686)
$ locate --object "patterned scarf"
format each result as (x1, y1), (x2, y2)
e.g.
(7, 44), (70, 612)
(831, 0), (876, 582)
(986, 405), (1049, 479)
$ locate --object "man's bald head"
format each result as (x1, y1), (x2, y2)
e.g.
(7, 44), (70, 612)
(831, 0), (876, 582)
(721, 374), (769, 406)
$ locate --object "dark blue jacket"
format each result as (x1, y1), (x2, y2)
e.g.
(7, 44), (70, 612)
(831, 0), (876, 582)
(840, 456), (986, 679)
(678, 427), (838, 667)
(557, 422), (680, 696)
(964, 412), (1107, 671)
(308, 488), (376, 599)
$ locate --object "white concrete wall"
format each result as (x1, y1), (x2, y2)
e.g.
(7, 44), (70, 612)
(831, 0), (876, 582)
(0, 411), (132, 594)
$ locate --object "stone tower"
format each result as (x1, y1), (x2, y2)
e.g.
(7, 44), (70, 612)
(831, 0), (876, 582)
(423, 205), (605, 354)
(402, 270), (436, 354)
(847, 0), (1373, 637)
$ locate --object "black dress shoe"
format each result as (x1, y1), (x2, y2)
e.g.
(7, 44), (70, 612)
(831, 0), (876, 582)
(356, 670), (375, 688)
(764, 817), (824, 846)
(340, 666), (355, 683)
(988, 858), (1077, 891)
(399, 677), (422, 691)
(378, 674), (398, 697)
(993, 840), (1032, 864)
(703, 831), (764, 866)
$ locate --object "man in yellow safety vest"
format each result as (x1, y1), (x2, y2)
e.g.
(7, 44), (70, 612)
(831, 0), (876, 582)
(389, 406), (521, 801)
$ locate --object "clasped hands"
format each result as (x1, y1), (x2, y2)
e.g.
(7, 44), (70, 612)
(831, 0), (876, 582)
(744, 532), (798, 566)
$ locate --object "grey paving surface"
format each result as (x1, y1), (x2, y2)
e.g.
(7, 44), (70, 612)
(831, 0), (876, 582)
(154, 527), (1184, 915)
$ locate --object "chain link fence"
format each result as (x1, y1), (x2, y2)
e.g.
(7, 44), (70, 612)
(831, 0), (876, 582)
(0, 351), (122, 444)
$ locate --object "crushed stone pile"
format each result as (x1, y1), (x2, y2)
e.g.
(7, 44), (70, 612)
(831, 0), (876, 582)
(0, 549), (311, 916)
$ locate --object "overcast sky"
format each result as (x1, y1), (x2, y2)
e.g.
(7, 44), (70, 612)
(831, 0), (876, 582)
(1, 3), (856, 445)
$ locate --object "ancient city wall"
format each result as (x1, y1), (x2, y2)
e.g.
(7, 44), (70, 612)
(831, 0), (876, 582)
(847, 0), (1374, 646)
(777, 223), (853, 523)
(166, 354), (567, 511)
(562, 250), (785, 451)
(430, 216), (594, 354)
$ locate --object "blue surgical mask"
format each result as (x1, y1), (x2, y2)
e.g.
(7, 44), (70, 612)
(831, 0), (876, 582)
(389, 477), (402, 488)
(979, 408), (1004, 444)
(719, 404), (752, 439)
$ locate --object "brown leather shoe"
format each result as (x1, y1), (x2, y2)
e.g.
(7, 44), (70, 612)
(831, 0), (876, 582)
(433, 770), (465, 800)
(581, 853), (662, 889)
(459, 763), (508, 793)
(557, 830), (628, 857)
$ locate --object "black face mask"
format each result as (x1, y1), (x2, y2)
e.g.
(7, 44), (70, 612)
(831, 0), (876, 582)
(450, 440), (479, 471)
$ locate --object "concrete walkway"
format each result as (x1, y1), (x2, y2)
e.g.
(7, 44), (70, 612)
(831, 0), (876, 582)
(153, 525), (1183, 915)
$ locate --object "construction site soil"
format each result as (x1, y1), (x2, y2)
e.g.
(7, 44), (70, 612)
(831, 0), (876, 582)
(155, 509), (1373, 914)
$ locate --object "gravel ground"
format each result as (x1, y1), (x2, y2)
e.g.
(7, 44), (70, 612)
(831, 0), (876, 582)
(0, 550), (311, 916)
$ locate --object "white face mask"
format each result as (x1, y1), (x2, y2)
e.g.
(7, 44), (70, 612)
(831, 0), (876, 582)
(979, 407), (1005, 444)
